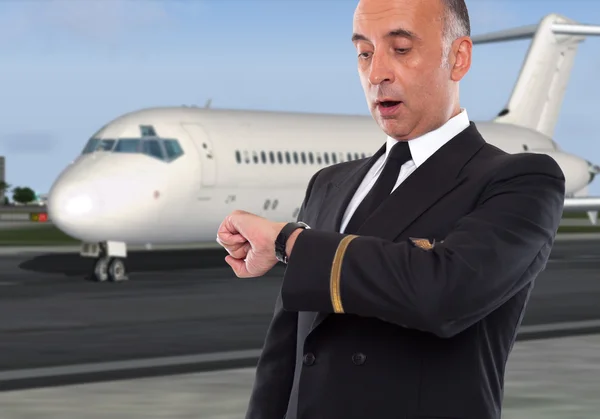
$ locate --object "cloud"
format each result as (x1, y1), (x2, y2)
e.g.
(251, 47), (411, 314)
(0, 132), (60, 154)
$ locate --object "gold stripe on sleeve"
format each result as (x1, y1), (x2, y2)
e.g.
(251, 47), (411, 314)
(330, 234), (358, 313)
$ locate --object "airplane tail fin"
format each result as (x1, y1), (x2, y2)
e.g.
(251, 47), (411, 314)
(471, 14), (600, 138)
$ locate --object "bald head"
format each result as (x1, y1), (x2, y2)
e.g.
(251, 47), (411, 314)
(352, 0), (472, 140)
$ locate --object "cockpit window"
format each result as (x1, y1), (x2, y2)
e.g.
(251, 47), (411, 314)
(163, 140), (184, 160)
(82, 138), (116, 154)
(142, 139), (164, 159)
(140, 125), (157, 137)
(83, 136), (184, 162)
(114, 139), (141, 152)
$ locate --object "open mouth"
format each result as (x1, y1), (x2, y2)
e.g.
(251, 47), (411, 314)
(379, 101), (401, 108)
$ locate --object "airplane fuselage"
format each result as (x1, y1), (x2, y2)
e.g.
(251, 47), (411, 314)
(47, 107), (592, 245)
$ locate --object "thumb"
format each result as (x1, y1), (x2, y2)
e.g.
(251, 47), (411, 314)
(225, 255), (251, 278)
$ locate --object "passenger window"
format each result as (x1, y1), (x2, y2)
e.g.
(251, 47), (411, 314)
(261, 151), (267, 164)
(324, 153), (330, 164)
(301, 152), (307, 164)
(252, 151), (259, 164)
(235, 150), (241, 163)
(308, 152), (314, 164)
(285, 152), (291, 164)
(331, 153), (337, 164)
(293, 152), (299, 164)
(142, 140), (164, 160)
(163, 140), (184, 160)
(277, 151), (283, 164)
(347, 152), (352, 161)
(269, 151), (275, 164)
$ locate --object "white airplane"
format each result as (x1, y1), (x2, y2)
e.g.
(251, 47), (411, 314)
(47, 13), (600, 282)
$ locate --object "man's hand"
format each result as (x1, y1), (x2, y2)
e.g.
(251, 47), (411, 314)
(216, 210), (286, 278)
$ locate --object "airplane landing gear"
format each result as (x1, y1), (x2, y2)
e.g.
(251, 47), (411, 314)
(93, 256), (127, 282)
(82, 241), (129, 282)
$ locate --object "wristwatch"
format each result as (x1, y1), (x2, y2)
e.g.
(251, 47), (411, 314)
(275, 221), (310, 264)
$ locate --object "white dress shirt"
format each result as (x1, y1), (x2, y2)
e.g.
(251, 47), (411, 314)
(339, 109), (470, 234)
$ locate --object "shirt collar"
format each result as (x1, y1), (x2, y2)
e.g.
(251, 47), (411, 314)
(385, 108), (470, 168)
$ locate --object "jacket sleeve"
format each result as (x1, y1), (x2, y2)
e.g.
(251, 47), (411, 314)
(245, 169), (322, 419)
(280, 154), (565, 338)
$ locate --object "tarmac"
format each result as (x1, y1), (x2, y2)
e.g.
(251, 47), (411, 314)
(0, 236), (598, 390)
(0, 236), (597, 416)
(0, 334), (597, 418)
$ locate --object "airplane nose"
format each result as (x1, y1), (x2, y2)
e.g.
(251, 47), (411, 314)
(47, 180), (102, 241)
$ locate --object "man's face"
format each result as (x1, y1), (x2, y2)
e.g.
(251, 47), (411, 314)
(352, 0), (466, 140)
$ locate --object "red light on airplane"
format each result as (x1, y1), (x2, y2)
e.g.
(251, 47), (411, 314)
(29, 212), (48, 222)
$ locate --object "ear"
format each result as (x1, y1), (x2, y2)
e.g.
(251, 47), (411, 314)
(450, 37), (472, 82)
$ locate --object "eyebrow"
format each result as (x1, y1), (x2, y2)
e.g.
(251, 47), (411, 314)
(351, 27), (421, 43)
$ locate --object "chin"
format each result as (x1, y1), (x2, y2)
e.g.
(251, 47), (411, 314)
(377, 118), (412, 140)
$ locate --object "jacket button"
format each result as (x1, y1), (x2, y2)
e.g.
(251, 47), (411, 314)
(303, 353), (316, 366)
(352, 352), (366, 365)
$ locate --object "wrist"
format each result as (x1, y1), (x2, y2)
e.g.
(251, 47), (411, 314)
(275, 221), (310, 264)
(285, 228), (303, 258)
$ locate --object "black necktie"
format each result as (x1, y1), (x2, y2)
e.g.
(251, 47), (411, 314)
(344, 141), (412, 234)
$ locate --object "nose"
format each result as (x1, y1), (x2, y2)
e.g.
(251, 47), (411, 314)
(47, 155), (167, 243)
(368, 52), (395, 85)
(47, 179), (103, 242)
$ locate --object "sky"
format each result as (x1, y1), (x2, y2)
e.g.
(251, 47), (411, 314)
(0, 0), (599, 195)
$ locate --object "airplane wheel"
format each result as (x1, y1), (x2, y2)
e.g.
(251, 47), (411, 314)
(93, 257), (110, 282)
(108, 258), (128, 282)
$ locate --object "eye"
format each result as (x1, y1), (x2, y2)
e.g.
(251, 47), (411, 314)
(395, 48), (410, 54)
(358, 52), (372, 60)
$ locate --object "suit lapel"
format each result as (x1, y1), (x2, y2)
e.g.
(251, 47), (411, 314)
(314, 142), (387, 231)
(309, 122), (485, 333)
(355, 122), (485, 241)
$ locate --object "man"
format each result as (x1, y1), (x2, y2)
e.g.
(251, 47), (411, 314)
(216, 0), (565, 418)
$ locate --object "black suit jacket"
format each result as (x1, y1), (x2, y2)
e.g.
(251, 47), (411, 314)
(244, 122), (566, 419)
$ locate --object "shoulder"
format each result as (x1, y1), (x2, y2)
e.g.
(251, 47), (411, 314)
(487, 150), (565, 183)
(471, 149), (566, 209)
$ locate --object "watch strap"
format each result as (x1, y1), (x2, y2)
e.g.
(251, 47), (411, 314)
(275, 221), (310, 263)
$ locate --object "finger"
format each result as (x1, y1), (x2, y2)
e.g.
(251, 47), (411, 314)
(225, 255), (251, 278)
(218, 233), (247, 246)
(216, 217), (242, 241)
(225, 242), (251, 259)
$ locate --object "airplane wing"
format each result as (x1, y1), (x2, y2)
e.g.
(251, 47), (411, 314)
(564, 197), (600, 212)
(563, 197), (600, 224)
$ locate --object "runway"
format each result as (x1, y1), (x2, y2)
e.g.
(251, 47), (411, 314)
(0, 237), (599, 390)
